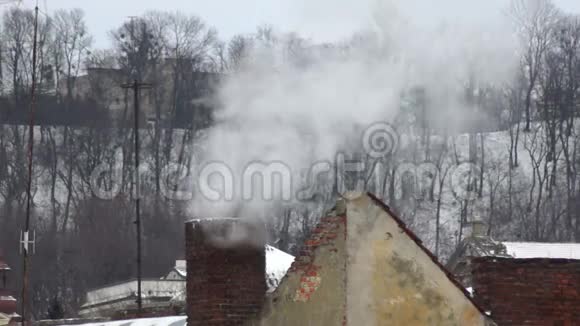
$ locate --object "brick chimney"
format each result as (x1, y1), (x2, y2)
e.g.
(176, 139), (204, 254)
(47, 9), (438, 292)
(185, 218), (267, 326)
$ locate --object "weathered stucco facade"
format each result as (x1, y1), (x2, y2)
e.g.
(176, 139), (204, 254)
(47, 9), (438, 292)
(250, 193), (494, 326)
(346, 194), (490, 325)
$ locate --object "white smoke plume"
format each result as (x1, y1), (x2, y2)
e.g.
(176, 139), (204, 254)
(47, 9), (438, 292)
(189, 0), (519, 219)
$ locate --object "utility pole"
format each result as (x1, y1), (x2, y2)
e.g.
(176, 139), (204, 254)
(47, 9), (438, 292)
(121, 80), (152, 317)
(21, 4), (39, 326)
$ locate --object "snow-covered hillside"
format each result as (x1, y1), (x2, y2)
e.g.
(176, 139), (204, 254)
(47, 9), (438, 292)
(399, 121), (580, 260)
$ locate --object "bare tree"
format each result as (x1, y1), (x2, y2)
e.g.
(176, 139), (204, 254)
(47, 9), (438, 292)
(510, 0), (560, 132)
(3, 7), (34, 102)
(554, 16), (580, 240)
(216, 34), (254, 72)
(52, 9), (92, 100)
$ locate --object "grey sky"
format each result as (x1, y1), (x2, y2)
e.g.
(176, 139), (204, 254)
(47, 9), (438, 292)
(4, 0), (580, 48)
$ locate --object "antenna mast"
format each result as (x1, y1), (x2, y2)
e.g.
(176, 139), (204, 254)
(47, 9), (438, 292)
(21, 3), (40, 325)
(121, 80), (152, 317)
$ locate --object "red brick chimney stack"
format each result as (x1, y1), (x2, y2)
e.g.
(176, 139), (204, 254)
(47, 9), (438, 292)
(185, 218), (267, 326)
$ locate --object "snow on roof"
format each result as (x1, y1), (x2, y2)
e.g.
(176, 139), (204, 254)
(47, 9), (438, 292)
(466, 287), (474, 298)
(170, 245), (294, 293)
(0, 260), (9, 271)
(265, 245), (295, 293)
(174, 260), (186, 278)
(502, 242), (580, 260)
(59, 316), (186, 326)
(174, 267), (186, 278)
(82, 280), (185, 308)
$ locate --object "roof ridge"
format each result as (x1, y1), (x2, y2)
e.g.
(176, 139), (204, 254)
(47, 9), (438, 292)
(366, 192), (492, 320)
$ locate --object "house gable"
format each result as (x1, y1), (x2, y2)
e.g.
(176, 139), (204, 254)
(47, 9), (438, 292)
(348, 194), (491, 326)
(251, 193), (492, 326)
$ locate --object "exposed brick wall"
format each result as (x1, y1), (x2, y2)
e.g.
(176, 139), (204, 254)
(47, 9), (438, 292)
(250, 213), (347, 325)
(185, 219), (266, 326)
(288, 215), (346, 304)
(472, 257), (580, 326)
(288, 215), (346, 275)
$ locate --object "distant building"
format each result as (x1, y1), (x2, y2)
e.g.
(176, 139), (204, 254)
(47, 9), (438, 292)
(0, 250), (18, 326)
(448, 221), (580, 325)
(78, 247), (294, 320)
(78, 277), (186, 319)
(56, 59), (220, 127)
(161, 260), (186, 281)
(77, 259), (196, 319)
(446, 221), (511, 287)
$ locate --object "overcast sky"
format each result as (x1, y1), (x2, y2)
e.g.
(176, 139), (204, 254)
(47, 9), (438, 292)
(4, 0), (580, 48)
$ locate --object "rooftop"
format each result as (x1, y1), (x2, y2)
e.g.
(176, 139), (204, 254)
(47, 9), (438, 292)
(61, 316), (186, 326)
(265, 245), (295, 293)
(81, 244), (295, 311)
(81, 279), (186, 310)
(502, 242), (580, 260)
(0, 252), (9, 271)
